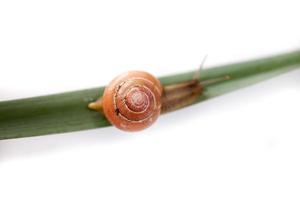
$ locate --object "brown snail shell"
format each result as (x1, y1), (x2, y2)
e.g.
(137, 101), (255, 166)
(101, 71), (163, 131)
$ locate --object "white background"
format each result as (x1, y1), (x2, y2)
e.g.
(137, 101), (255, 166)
(0, 0), (300, 199)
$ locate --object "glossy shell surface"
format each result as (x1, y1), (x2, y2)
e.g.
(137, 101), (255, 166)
(102, 71), (163, 131)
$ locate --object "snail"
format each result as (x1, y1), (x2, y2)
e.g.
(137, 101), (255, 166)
(89, 67), (229, 132)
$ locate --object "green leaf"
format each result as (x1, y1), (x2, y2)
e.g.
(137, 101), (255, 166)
(1, 50), (300, 140)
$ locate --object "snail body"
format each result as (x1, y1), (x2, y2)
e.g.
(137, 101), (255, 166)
(89, 70), (229, 132)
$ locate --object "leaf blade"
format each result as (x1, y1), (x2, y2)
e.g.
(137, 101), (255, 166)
(0, 50), (300, 139)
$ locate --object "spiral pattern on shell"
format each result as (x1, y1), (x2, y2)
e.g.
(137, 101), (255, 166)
(102, 71), (163, 131)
